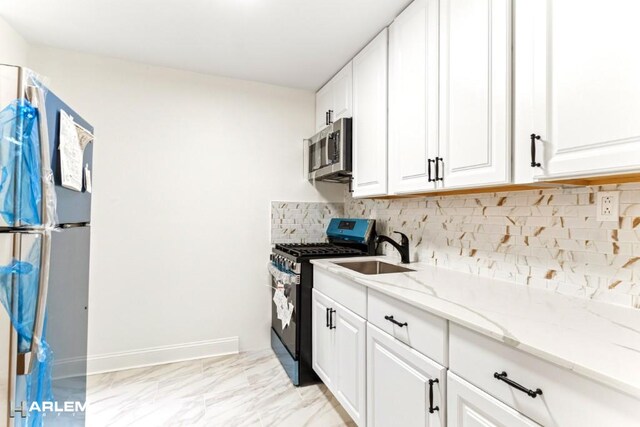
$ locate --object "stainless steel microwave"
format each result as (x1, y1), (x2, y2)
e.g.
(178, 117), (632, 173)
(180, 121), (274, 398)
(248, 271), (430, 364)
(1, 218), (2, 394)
(305, 118), (352, 183)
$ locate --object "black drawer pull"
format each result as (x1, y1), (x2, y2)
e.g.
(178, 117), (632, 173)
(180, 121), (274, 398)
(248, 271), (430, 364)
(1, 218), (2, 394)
(428, 158), (435, 182)
(384, 315), (407, 328)
(326, 307), (330, 328)
(530, 134), (541, 167)
(494, 371), (542, 398)
(428, 378), (439, 413)
(435, 157), (444, 181)
(329, 308), (336, 329)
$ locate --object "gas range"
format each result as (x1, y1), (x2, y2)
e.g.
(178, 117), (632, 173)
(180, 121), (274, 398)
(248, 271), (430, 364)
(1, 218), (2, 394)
(273, 242), (368, 262)
(269, 218), (376, 386)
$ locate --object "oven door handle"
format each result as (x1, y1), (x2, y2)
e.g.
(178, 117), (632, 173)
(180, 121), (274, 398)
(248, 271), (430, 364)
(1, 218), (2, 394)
(268, 262), (300, 286)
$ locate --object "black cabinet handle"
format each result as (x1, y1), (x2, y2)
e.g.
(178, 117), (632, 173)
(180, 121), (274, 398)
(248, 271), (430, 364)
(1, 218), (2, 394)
(428, 159), (435, 182)
(348, 176), (354, 193)
(384, 315), (407, 328)
(494, 371), (542, 398)
(435, 157), (444, 181)
(325, 111), (329, 126)
(428, 379), (439, 413)
(530, 134), (541, 167)
(326, 307), (330, 328)
(328, 110), (333, 124)
(329, 309), (336, 329)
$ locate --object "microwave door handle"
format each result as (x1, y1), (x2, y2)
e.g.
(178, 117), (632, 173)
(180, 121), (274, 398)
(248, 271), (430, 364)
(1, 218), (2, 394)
(324, 135), (331, 166)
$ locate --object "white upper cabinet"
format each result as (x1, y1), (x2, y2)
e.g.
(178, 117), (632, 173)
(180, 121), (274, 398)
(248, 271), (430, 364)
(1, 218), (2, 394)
(352, 29), (389, 198)
(315, 85), (333, 132)
(315, 62), (353, 131)
(388, 0), (440, 194)
(438, 0), (511, 189)
(515, 0), (640, 181)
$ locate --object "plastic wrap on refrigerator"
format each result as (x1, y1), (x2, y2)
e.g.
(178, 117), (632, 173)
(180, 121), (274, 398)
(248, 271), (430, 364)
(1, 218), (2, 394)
(0, 99), (42, 226)
(0, 234), (53, 427)
(0, 88), (58, 228)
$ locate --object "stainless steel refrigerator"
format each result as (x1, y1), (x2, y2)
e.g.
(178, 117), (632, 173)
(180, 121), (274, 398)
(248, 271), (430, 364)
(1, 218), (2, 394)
(0, 65), (93, 427)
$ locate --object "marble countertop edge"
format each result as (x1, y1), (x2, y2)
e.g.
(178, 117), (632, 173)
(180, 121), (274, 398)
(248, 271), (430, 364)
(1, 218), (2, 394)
(310, 256), (640, 400)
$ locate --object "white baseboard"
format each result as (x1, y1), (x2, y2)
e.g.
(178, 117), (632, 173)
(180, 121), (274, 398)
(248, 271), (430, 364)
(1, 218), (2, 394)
(86, 336), (239, 375)
(52, 355), (87, 380)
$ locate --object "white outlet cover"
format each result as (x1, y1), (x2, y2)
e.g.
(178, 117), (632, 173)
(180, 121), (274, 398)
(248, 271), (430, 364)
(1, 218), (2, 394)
(596, 191), (620, 222)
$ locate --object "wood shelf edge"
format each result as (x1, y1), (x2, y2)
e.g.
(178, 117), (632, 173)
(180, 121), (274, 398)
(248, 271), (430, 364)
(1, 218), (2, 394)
(359, 173), (640, 200)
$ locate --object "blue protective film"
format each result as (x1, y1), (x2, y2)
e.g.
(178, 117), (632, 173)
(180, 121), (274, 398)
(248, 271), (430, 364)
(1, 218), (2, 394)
(0, 99), (43, 226)
(0, 235), (53, 427)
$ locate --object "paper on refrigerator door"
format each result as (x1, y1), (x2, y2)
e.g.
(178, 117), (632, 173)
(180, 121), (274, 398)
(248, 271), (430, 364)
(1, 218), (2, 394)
(84, 164), (92, 193)
(59, 110), (93, 192)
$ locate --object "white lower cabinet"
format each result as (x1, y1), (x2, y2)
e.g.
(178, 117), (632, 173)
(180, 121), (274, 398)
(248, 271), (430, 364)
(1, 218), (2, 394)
(367, 323), (446, 427)
(312, 269), (640, 427)
(447, 372), (538, 427)
(312, 289), (366, 426)
(449, 323), (640, 427)
(334, 304), (367, 424)
(312, 289), (336, 387)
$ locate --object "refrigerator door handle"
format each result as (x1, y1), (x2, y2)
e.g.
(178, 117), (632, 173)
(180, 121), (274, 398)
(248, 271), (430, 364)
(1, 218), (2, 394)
(26, 84), (52, 227)
(16, 232), (51, 377)
(8, 234), (27, 419)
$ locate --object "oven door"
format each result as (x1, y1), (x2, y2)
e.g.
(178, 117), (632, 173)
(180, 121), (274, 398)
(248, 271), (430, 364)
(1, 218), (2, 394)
(269, 263), (299, 359)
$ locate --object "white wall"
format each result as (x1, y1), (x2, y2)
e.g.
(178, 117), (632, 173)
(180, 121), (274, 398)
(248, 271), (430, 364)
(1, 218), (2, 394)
(0, 16), (28, 65)
(28, 46), (343, 371)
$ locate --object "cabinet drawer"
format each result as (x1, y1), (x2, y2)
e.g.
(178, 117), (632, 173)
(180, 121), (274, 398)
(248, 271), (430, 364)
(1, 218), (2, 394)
(367, 289), (447, 366)
(449, 324), (639, 427)
(314, 267), (367, 318)
(448, 372), (539, 427)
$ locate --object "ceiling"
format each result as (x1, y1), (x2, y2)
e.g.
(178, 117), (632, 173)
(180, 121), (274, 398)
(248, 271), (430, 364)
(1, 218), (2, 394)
(1, 0), (411, 90)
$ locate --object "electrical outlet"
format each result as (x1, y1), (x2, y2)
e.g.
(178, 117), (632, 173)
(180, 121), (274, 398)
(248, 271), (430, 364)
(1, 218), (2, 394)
(596, 191), (620, 222)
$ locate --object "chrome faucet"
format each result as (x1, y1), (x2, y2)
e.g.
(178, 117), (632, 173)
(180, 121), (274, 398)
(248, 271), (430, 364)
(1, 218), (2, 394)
(375, 231), (410, 264)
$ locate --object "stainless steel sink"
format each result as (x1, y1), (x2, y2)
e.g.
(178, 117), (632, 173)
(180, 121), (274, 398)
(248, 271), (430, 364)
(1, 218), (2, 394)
(336, 260), (415, 275)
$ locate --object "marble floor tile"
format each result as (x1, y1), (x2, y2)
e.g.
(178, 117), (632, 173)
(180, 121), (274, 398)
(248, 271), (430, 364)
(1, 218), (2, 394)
(87, 350), (354, 427)
(86, 372), (115, 394)
(203, 384), (264, 426)
(110, 359), (203, 386)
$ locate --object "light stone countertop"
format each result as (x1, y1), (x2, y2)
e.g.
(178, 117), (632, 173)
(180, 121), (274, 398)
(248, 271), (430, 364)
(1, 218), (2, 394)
(310, 256), (640, 399)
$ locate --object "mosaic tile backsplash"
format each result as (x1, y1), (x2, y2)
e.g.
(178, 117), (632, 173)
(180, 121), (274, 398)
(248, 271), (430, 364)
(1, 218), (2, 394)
(271, 201), (345, 244)
(345, 183), (640, 309)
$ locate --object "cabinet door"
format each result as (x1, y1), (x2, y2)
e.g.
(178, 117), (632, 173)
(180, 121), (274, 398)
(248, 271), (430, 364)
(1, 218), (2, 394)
(367, 323), (446, 427)
(515, 0), (640, 180)
(388, 0), (440, 194)
(448, 373), (539, 427)
(312, 289), (335, 387)
(331, 62), (353, 122)
(438, 0), (511, 189)
(352, 29), (389, 198)
(315, 62), (353, 132)
(334, 303), (366, 426)
(316, 84), (333, 131)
